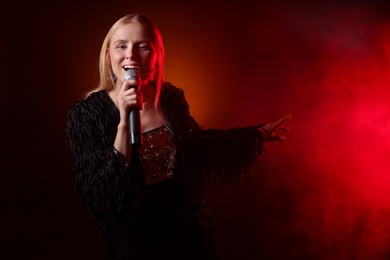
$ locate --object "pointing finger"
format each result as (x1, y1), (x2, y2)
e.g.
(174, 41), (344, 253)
(275, 114), (291, 126)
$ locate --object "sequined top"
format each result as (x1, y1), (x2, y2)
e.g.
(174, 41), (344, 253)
(139, 125), (176, 185)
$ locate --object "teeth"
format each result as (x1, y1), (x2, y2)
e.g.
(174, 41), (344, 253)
(123, 65), (138, 70)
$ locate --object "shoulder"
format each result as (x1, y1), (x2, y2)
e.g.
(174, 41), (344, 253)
(161, 82), (186, 95)
(159, 82), (201, 133)
(160, 82), (188, 107)
(68, 90), (113, 122)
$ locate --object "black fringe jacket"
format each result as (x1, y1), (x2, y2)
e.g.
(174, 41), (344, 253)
(67, 83), (264, 260)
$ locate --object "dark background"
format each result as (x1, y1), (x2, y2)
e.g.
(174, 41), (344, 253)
(3, 0), (390, 259)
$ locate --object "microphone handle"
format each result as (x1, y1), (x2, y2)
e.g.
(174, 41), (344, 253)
(124, 68), (143, 147)
(129, 102), (142, 147)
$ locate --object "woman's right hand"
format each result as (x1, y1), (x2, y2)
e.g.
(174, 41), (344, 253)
(113, 79), (143, 160)
(117, 79), (143, 126)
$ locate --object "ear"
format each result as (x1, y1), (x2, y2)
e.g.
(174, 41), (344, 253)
(106, 48), (111, 64)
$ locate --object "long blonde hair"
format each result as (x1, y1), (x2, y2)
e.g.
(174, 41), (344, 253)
(93, 14), (165, 106)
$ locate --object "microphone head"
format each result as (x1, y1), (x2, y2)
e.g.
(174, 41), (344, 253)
(124, 68), (139, 81)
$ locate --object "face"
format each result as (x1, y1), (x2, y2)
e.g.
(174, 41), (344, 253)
(108, 22), (157, 86)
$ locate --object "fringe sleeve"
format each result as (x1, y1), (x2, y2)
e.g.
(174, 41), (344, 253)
(67, 100), (142, 224)
(181, 126), (264, 187)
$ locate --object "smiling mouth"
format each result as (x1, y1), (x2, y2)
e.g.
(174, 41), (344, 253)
(123, 65), (139, 71)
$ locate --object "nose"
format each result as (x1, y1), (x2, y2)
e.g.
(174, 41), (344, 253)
(125, 45), (137, 60)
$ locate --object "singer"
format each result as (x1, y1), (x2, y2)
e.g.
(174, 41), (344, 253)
(67, 14), (290, 260)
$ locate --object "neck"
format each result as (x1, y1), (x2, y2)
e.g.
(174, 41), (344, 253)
(140, 82), (157, 112)
(139, 83), (165, 132)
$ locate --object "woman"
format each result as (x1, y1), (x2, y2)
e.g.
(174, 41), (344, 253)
(67, 14), (290, 260)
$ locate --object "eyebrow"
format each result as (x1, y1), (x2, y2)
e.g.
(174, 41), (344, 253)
(112, 39), (150, 45)
(112, 39), (127, 45)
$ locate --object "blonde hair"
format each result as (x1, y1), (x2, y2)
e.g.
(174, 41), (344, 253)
(92, 14), (165, 106)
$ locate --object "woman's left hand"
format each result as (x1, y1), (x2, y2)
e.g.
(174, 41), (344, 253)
(258, 114), (291, 142)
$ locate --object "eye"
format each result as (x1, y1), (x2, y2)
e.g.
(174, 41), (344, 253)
(138, 43), (151, 51)
(116, 43), (126, 50)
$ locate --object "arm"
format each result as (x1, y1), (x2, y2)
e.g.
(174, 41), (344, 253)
(67, 102), (143, 223)
(181, 126), (264, 187)
(181, 115), (291, 187)
(160, 83), (290, 187)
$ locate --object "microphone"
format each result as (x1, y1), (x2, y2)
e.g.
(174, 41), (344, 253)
(124, 68), (143, 147)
